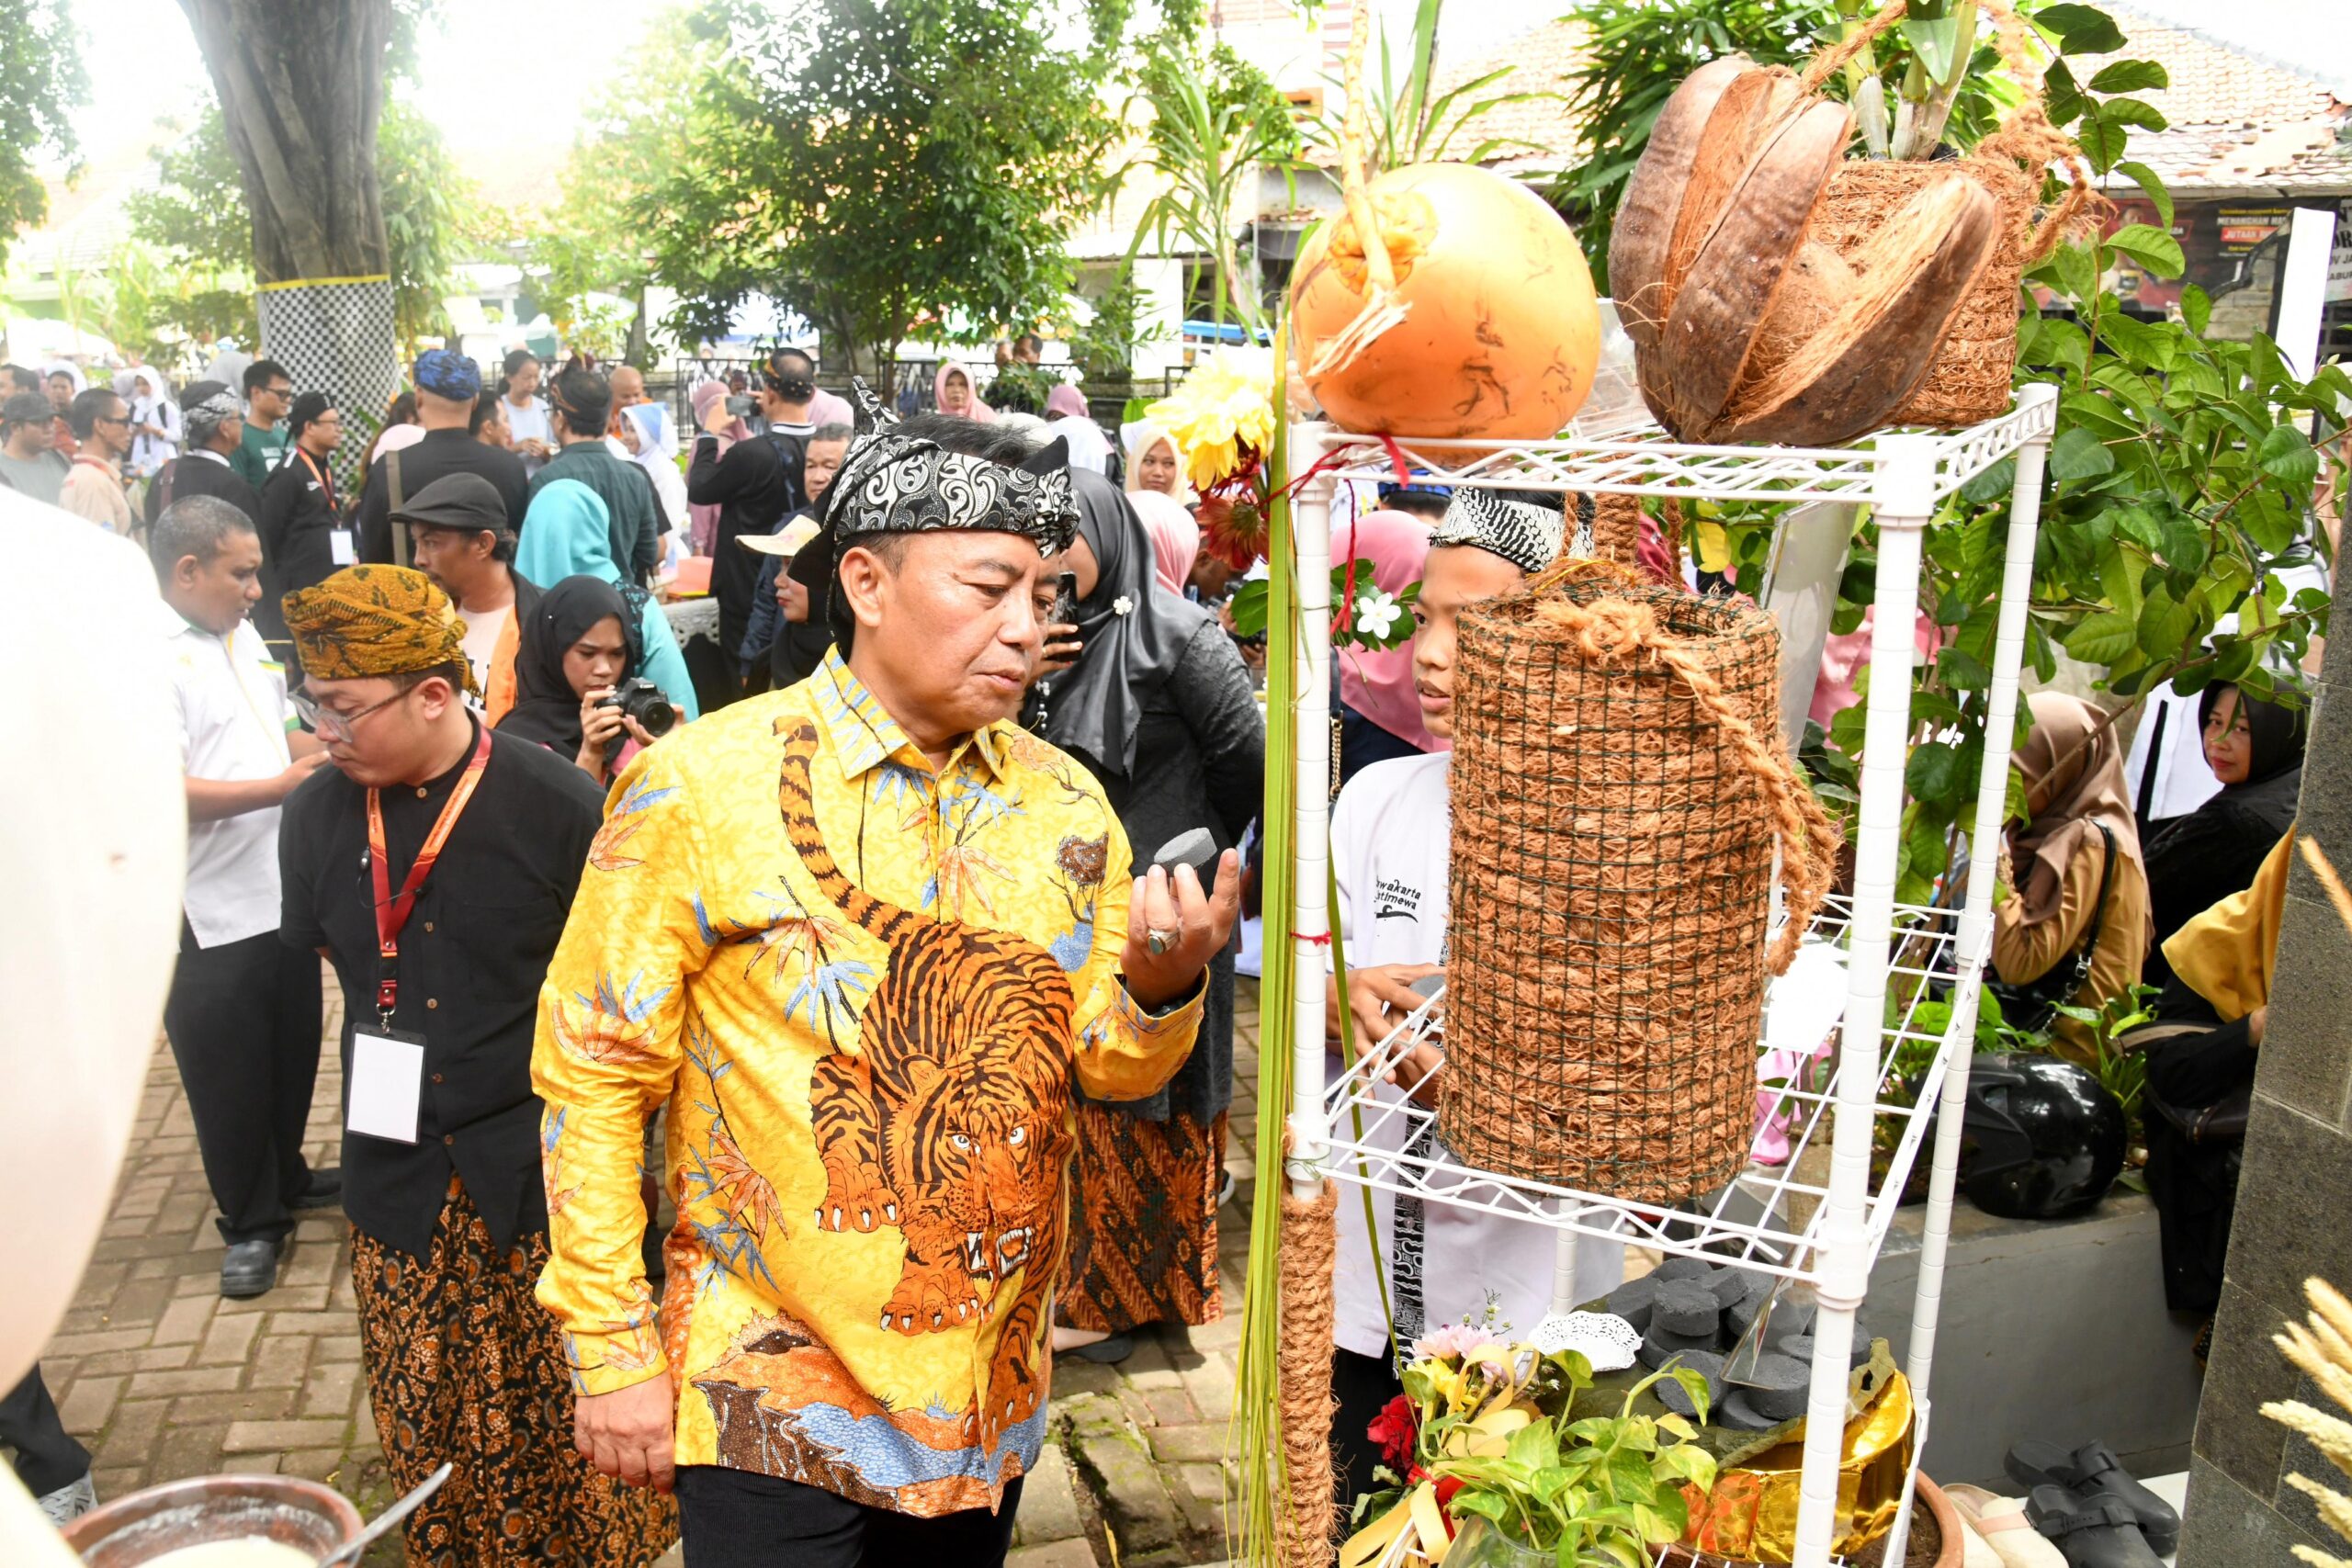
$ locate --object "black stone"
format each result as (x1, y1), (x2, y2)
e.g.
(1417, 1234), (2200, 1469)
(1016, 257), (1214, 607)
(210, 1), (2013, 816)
(2253, 887), (2352, 1125)
(1604, 1275), (1660, 1334)
(1652, 1256), (1716, 1282)
(2177, 1455), (2328, 1567)
(2194, 1280), (2301, 1499)
(1654, 1350), (1725, 1420)
(2223, 1097), (2352, 1320)
(1739, 1353), (1814, 1421)
(1704, 1267), (1752, 1308)
(1716, 1389), (1779, 1431)
(1654, 1280), (1723, 1337)
(1639, 1325), (1719, 1371)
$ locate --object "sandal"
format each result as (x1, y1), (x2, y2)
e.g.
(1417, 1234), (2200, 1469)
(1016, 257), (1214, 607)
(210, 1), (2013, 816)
(2024, 1486), (2161, 1568)
(1945, 1484), (2067, 1568)
(2007, 1440), (2180, 1555)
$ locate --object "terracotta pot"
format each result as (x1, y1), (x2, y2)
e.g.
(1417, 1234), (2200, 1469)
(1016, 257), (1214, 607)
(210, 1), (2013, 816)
(62, 1473), (364, 1567)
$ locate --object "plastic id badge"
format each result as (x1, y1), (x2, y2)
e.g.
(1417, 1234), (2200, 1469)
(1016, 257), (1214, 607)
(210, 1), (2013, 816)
(331, 527), (357, 566)
(347, 1027), (425, 1144)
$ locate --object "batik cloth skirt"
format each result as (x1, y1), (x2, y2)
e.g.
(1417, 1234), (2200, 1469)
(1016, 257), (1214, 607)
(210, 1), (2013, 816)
(1057, 1108), (1227, 1333)
(349, 1176), (677, 1566)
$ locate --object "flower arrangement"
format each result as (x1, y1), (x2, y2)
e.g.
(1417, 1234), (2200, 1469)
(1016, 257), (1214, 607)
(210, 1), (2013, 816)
(1145, 345), (1280, 571)
(1343, 1325), (1718, 1568)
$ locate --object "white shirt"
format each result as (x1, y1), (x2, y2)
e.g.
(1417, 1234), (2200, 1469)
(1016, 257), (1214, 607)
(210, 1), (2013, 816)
(166, 605), (295, 947)
(458, 601), (513, 697)
(1049, 414), (1114, 474)
(1329, 751), (1623, 1358)
(504, 396), (553, 475)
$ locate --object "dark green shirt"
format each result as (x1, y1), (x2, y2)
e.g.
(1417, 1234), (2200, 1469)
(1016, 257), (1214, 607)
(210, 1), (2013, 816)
(231, 420), (288, 491)
(526, 438), (662, 582)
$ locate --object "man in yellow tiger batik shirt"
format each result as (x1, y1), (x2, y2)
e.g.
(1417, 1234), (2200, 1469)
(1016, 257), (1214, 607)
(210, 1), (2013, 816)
(533, 394), (1241, 1567)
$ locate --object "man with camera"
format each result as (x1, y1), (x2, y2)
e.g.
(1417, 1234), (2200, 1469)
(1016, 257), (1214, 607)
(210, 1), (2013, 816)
(275, 563), (676, 1564)
(686, 346), (815, 698)
(526, 366), (663, 584)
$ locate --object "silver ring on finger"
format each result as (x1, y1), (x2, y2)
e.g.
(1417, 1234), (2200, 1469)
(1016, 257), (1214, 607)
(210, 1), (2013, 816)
(1145, 924), (1182, 956)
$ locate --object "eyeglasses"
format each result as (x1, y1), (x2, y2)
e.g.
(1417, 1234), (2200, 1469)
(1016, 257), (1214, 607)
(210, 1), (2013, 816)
(290, 683), (415, 740)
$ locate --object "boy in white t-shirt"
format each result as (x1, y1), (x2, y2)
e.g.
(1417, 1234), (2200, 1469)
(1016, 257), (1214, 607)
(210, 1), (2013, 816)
(1325, 488), (1623, 1504)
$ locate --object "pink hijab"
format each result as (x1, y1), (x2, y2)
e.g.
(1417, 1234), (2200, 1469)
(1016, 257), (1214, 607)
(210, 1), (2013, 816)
(1045, 383), (1089, 420)
(933, 360), (992, 422)
(808, 387), (854, 429)
(1131, 491), (1200, 595)
(1337, 508), (1442, 754)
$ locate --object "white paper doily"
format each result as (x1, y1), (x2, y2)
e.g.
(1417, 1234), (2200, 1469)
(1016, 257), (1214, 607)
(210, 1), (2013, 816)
(1528, 1311), (1644, 1371)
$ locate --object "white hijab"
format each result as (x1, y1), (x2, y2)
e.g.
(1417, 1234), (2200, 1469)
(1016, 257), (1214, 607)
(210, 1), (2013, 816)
(623, 403), (689, 531)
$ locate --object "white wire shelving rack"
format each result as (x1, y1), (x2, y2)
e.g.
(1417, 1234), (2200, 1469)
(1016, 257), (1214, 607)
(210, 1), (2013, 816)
(1279, 382), (2059, 1568)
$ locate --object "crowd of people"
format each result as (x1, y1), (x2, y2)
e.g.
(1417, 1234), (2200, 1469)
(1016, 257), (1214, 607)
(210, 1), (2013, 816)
(0, 332), (2328, 1563)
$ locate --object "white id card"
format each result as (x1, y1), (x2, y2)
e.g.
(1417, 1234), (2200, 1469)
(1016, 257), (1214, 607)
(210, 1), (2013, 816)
(330, 528), (357, 566)
(347, 1029), (425, 1144)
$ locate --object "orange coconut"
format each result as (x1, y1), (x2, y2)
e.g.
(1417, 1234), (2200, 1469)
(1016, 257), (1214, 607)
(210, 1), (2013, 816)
(1291, 163), (1601, 445)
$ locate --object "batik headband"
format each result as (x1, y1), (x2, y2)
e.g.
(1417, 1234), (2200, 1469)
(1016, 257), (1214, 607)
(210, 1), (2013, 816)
(821, 379), (1078, 557)
(1429, 487), (1567, 574)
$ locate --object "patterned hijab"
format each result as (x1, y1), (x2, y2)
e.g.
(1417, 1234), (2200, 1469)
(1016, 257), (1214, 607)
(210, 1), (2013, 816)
(1430, 487), (1566, 574)
(281, 566), (480, 694)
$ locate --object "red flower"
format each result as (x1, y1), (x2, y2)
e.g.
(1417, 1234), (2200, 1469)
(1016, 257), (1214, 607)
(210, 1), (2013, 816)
(1367, 1393), (1419, 1472)
(1434, 1474), (1464, 1538)
(1197, 491), (1271, 572)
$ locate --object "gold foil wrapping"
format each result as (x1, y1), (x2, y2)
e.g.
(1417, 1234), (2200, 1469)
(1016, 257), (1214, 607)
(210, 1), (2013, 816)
(1681, 1372), (1916, 1563)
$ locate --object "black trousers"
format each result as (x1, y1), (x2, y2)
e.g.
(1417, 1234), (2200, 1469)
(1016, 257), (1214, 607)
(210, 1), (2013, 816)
(676, 1465), (1022, 1568)
(0, 1367), (90, 1496)
(1332, 1346), (1406, 1517)
(163, 926), (322, 1245)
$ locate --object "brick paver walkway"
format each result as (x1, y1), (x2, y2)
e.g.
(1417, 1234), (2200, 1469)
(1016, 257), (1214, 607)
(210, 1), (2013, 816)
(37, 971), (1262, 1567)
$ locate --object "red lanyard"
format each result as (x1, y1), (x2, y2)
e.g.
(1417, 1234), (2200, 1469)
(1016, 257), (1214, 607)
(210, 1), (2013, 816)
(366, 724), (492, 1025)
(295, 447), (339, 515)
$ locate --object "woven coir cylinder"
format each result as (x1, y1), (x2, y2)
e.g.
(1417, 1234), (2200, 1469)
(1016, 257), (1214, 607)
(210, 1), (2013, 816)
(1809, 156), (2033, 428)
(1439, 577), (1834, 1201)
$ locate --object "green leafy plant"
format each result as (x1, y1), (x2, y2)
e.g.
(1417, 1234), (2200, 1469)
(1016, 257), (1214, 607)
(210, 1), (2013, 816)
(647, 0), (1125, 395)
(1107, 38), (1303, 334)
(1440, 1362), (1721, 1562)
(0, 0), (85, 273)
(1304, 0), (1555, 172)
(1067, 261), (1164, 382)
(1228, 558), (1419, 651)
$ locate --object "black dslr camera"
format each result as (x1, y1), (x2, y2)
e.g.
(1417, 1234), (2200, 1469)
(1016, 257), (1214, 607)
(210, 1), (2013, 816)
(597, 678), (677, 739)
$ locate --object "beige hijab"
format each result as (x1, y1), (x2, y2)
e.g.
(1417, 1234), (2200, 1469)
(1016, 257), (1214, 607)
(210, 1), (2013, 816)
(2013, 692), (2142, 921)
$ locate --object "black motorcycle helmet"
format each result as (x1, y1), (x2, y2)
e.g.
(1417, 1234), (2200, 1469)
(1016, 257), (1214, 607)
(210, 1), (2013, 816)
(1955, 1054), (2126, 1220)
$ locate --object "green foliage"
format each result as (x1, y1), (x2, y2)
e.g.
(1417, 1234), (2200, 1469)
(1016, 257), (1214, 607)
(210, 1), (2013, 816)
(125, 98), (475, 354)
(1228, 559), (1418, 650)
(0, 0), (85, 274)
(529, 3), (714, 361)
(646, 0), (1125, 392)
(1438, 1358), (1720, 1561)
(1304, 0), (1555, 172)
(1067, 260), (1164, 381)
(1109, 36), (1301, 333)
(986, 362), (1058, 416)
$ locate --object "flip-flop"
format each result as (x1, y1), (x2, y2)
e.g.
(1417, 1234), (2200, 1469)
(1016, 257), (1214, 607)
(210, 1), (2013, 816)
(2024, 1485), (2161, 1568)
(2007, 1440), (2180, 1556)
(1946, 1483), (2068, 1568)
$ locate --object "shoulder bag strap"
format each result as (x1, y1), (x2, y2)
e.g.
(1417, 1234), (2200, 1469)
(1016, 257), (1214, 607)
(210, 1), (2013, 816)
(388, 448), (410, 569)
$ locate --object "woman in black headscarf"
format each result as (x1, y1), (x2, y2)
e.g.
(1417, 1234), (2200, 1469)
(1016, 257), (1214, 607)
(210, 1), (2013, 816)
(2141, 681), (2306, 986)
(496, 574), (661, 784)
(1027, 468), (1264, 1363)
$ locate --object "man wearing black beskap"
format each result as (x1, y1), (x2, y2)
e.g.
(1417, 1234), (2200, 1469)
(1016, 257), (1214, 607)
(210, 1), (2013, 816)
(355, 351), (529, 565)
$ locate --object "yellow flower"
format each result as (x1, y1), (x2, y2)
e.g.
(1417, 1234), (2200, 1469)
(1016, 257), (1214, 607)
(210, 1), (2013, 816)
(1147, 347), (1279, 492)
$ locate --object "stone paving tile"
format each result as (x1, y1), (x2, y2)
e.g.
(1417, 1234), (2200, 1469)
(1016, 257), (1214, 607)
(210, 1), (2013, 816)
(42, 966), (1274, 1567)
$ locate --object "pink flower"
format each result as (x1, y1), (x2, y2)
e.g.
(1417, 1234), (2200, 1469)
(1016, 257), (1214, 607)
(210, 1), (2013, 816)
(1411, 1322), (1491, 1361)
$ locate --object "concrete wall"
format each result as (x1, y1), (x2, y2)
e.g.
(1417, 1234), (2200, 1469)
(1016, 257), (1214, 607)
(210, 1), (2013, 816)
(2178, 572), (2352, 1565)
(1868, 1194), (2204, 1488)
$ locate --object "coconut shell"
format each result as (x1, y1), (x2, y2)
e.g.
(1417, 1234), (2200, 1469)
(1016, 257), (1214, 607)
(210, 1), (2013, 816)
(1654, 98), (1852, 433)
(1291, 162), (1600, 444)
(1610, 54), (1754, 354)
(1712, 174), (2001, 445)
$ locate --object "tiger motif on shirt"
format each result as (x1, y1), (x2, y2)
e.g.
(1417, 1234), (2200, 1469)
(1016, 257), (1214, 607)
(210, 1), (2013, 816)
(776, 717), (1075, 1451)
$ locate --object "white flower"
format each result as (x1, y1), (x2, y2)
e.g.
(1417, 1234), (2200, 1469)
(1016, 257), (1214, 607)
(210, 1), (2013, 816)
(1353, 589), (1403, 640)
(1113, 595), (1134, 616)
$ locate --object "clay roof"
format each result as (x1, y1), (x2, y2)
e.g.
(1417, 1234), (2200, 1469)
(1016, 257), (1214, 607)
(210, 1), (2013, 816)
(2086, 9), (2351, 191)
(1421, 17), (1589, 166)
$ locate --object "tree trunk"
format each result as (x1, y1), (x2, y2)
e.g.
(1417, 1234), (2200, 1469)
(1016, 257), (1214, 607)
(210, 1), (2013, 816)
(179, 0), (392, 282)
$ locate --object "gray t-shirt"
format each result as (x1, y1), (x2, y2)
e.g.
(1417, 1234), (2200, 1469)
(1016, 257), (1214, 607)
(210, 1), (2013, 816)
(0, 449), (68, 506)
